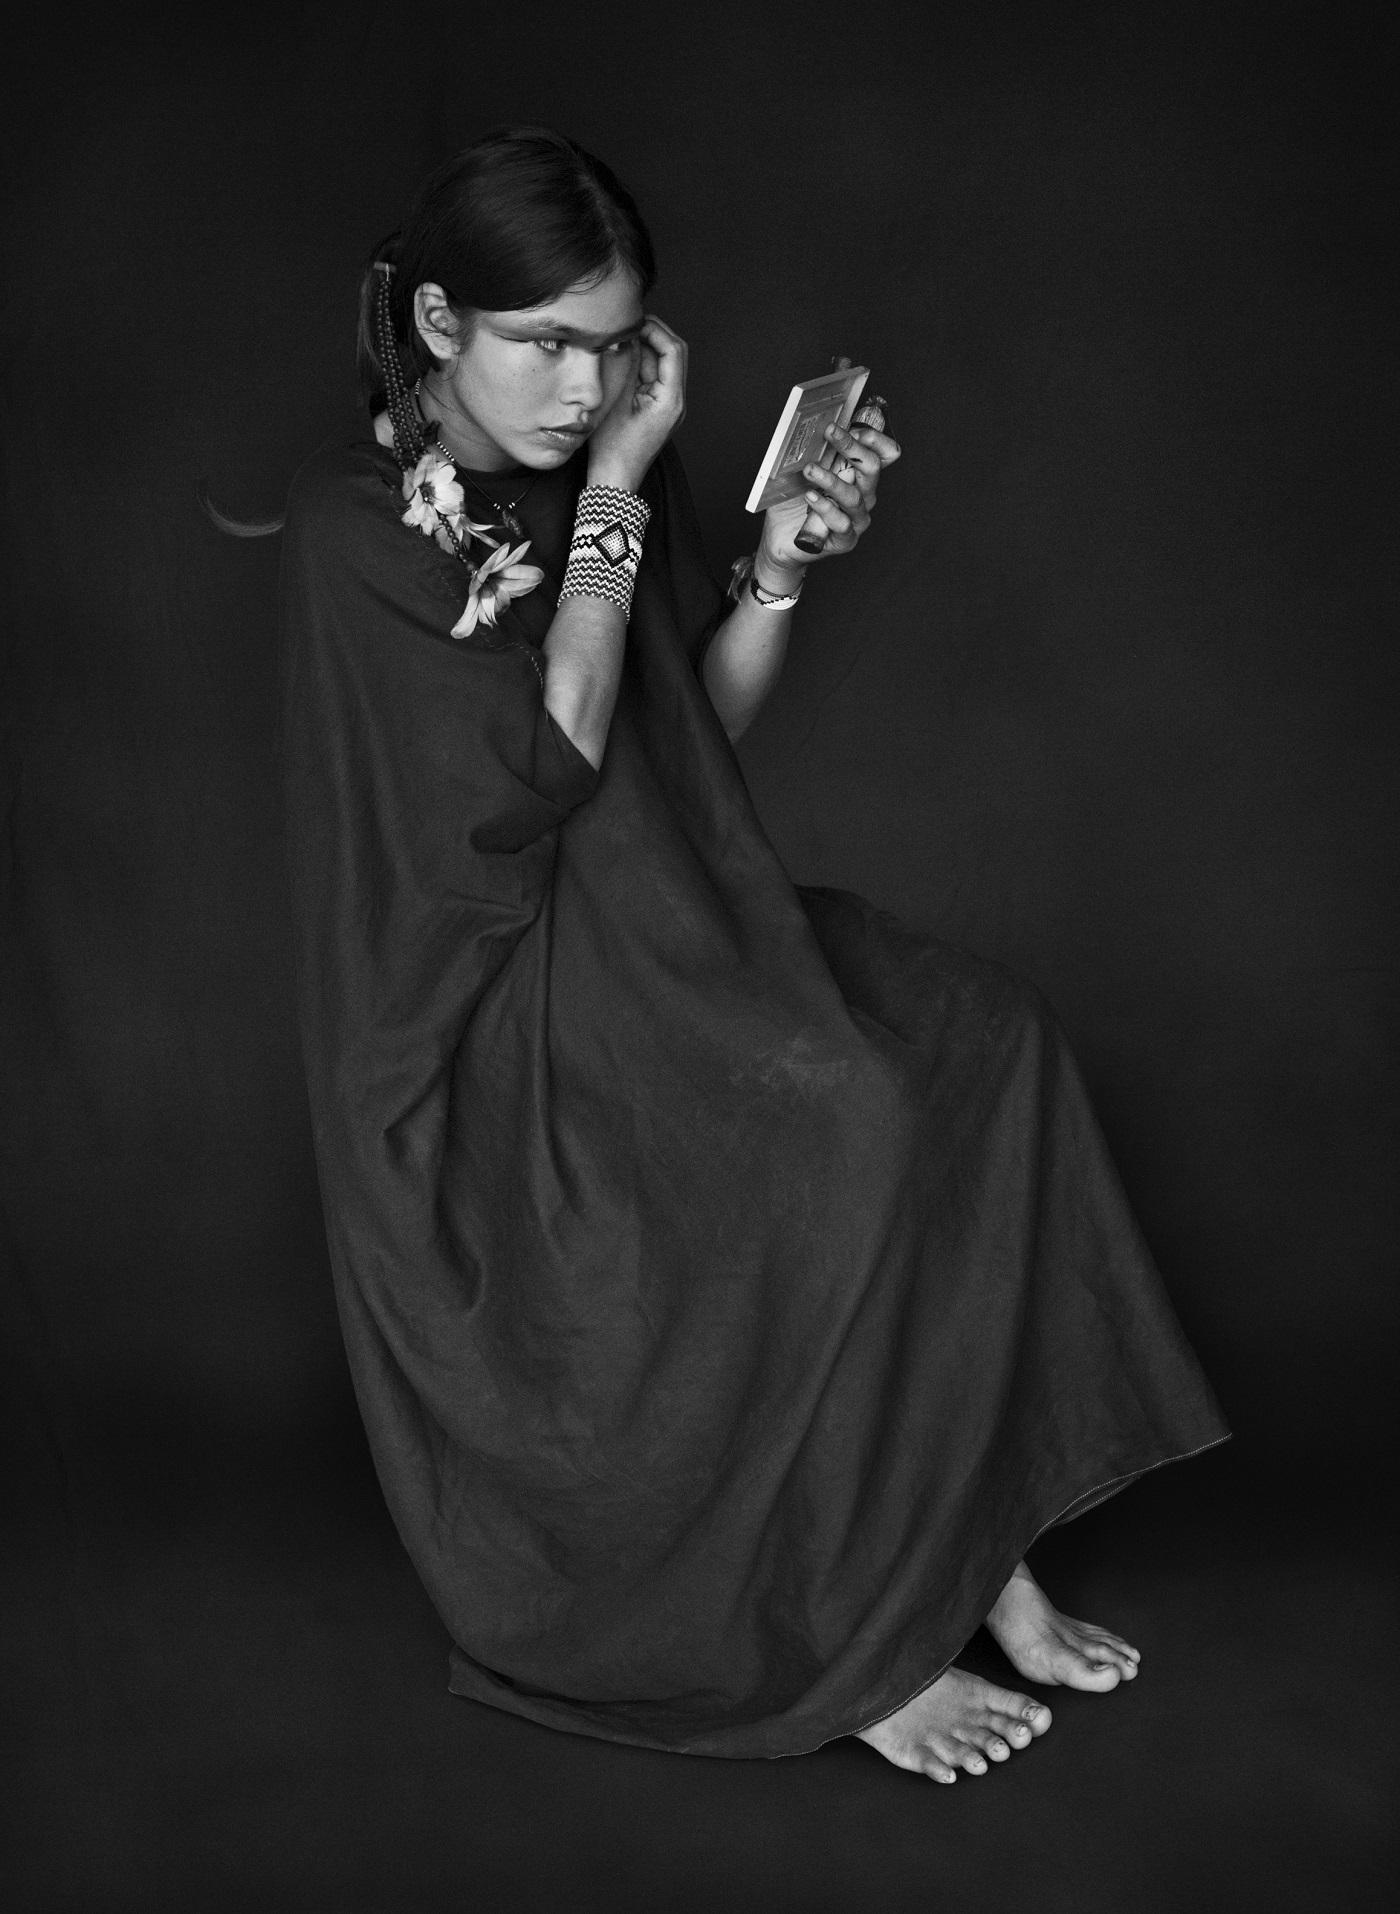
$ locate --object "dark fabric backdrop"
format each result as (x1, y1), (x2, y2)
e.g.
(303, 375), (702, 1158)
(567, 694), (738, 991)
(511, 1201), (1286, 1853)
(1, 1), (1395, 1904)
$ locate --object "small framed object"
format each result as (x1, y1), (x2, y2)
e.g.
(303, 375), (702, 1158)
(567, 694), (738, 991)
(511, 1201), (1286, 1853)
(745, 365), (870, 515)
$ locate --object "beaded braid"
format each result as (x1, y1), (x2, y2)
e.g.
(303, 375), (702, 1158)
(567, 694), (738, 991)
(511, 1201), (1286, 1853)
(373, 262), (425, 471)
(369, 262), (554, 671)
(372, 264), (485, 573)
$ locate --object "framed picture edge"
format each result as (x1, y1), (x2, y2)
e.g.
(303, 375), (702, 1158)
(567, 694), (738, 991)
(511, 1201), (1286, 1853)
(744, 366), (870, 515)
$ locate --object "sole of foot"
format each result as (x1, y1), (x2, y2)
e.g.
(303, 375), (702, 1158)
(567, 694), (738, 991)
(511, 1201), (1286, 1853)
(985, 1561), (1141, 1690)
(856, 1668), (1052, 1783)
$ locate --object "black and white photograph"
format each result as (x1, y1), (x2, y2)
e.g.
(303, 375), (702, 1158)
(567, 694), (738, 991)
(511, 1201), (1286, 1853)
(2, 3), (1393, 1907)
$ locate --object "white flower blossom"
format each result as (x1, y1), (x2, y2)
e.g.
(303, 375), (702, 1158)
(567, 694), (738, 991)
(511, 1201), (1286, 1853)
(401, 447), (467, 534)
(452, 541), (545, 637)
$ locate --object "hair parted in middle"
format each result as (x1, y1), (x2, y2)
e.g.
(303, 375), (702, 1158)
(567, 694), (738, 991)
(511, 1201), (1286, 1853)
(356, 126), (656, 411)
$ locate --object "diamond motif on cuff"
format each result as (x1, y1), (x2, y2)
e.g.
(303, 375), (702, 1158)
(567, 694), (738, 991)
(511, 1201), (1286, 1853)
(588, 522), (633, 566)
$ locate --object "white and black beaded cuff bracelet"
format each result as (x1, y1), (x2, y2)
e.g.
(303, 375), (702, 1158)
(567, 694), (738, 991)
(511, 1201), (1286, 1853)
(557, 485), (652, 619)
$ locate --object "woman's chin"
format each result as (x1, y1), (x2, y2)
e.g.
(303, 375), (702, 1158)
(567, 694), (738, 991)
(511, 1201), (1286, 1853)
(503, 442), (577, 473)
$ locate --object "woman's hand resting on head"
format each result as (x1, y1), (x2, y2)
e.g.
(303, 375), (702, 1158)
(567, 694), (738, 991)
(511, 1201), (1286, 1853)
(587, 316), (688, 495)
(758, 420), (902, 581)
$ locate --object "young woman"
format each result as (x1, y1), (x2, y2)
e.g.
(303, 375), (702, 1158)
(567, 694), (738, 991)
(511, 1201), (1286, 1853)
(279, 125), (1228, 1782)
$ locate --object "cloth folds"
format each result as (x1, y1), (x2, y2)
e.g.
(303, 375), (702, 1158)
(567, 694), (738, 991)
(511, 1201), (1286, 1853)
(279, 435), (1228, 1758)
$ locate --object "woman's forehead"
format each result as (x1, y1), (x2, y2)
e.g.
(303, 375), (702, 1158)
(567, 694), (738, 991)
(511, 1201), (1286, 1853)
(489, 266), (644, 336)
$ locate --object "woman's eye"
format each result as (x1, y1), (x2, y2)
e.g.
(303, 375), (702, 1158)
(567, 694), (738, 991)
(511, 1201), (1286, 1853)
(533, 338), (563, 354)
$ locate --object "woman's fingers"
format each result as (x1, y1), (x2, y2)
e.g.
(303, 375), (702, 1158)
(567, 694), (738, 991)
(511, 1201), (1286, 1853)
(801, 487), (859, 542)
(824, 424), (882, 483)
(767, 415), (895, 564)
(586, 316), (688, 489)
(802, 459), (864, 515)
(641, 315), (688, 411)
(851, 424), (901, 465)
(642, 312), (686, 350)
(636, 348), (661, 402)
(820, 427), (887, 512)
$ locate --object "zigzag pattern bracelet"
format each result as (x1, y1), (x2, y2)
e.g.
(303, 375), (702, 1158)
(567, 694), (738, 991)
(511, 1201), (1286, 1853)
(557, 485), (652, 620)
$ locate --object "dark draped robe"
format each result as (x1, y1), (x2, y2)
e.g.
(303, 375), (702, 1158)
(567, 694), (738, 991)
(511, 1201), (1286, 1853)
(278, 435), (1228, 1757)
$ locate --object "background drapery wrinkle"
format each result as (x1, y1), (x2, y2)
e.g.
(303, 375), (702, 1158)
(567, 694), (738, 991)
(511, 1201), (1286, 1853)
(1, 0), (1394, 1906)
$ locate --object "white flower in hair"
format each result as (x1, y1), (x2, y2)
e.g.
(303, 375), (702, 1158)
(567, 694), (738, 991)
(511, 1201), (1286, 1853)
(452, 540), (545, 638)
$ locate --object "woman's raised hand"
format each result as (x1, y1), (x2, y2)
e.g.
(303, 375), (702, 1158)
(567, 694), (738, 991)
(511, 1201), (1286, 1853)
(587, 316), (688, 495)
(758, 420), (902, 579)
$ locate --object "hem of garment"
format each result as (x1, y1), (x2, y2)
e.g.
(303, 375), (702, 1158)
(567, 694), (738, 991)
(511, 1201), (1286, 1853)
(445, 1429), (1230, 1760)
(829, 1429), (1233, 1756)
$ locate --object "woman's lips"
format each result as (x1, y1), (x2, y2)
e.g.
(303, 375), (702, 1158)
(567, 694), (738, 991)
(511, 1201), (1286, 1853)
(539, 423), (591, 444)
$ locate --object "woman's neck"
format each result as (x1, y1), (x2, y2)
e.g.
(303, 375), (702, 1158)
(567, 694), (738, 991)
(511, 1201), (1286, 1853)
(416, 376), (515, 473)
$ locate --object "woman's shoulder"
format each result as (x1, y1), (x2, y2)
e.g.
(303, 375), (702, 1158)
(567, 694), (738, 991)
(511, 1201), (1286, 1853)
(284, 431), (403, 553)
(280, 430), (483, 643)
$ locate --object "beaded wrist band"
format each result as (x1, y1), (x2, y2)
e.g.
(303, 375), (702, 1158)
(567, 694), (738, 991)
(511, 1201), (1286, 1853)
(728, 552), (804, 611)
(557, 486), (652, 619)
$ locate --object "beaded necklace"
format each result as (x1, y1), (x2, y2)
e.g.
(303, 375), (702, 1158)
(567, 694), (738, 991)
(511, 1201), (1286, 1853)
(442, 446), (540, 540)
(408, 387), (538, 539)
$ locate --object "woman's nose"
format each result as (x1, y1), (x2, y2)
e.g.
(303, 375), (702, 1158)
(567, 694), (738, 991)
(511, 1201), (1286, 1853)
(560, 350), (604, 415)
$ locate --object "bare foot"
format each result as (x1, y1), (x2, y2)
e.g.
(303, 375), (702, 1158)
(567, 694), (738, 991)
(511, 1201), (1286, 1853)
(985, 1561), (1141, 1690)
(857, 1669), (1052, 1782)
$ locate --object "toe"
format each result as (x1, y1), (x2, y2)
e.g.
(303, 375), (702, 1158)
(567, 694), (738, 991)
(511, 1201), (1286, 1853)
(921, 1735), (965, 1784)
(929, 1731), (989, 1778)
(1087, 1626), (1140, 1663)
(1067, 1618), (1141, 1666)
(971, 1726), (1012, 1761)
(984, 1692), (1052, 1735)
(1050, 1624), (1126, 1689)
(1076, 1637), (1133, 1679)
(1070, 1654), (1121, 1691)
(981, 1680), (1050, 1727)
(876, 1735), (957, 1783)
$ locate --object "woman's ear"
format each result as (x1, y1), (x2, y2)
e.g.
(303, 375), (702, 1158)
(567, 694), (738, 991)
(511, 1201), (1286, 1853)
(413, 283), (460, 366)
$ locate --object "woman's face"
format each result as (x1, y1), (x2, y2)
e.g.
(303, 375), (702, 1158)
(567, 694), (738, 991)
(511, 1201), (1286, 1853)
(417, 263), (645, 472)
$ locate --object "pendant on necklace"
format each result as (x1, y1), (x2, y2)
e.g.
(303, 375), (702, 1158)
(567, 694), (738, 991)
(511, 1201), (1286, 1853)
(501, 510), (524, 539)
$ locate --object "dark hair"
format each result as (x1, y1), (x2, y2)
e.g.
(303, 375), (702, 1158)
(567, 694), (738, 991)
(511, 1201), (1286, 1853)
(357, 125), (656, 410)
(200, 127), (655, 535)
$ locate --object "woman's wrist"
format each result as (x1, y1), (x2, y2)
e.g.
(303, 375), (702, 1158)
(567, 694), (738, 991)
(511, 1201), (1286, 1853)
(728, 553), (803, 610)
(557, 484), (651, 622)
(586, 454), (647, 495)
(753, 550), (807, 597)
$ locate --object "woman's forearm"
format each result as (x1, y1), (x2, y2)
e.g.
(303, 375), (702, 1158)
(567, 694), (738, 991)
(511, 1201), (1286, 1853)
(542, 326), (687, 771)
(543, 597), (627, 768)
(701, 595), (797, 741)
